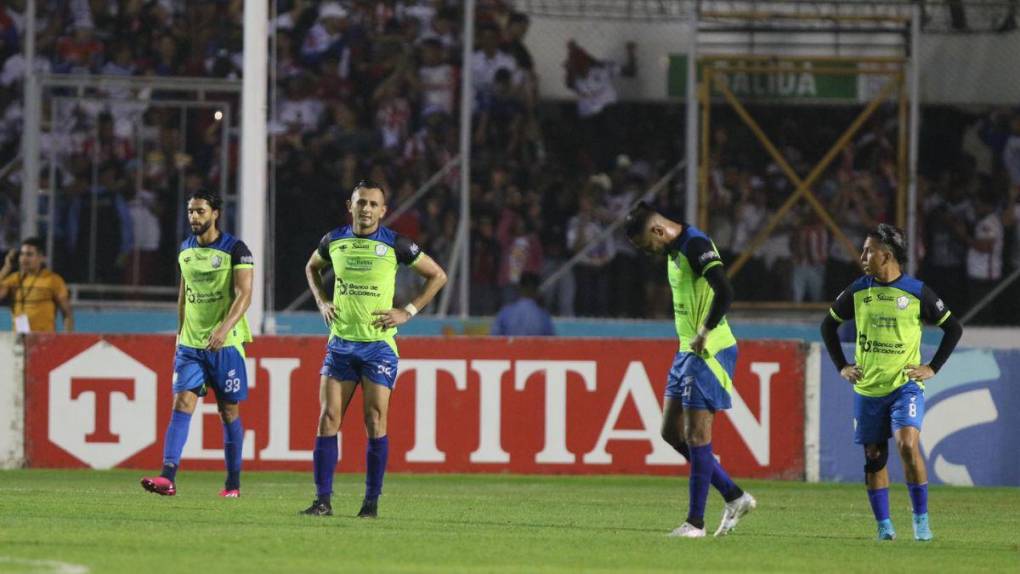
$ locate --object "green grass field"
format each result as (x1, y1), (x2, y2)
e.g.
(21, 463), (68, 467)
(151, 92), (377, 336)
(0, 470), (1017, 573)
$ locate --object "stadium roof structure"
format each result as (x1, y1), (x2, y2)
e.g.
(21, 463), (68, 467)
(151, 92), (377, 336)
(512, 1), (1018, 33)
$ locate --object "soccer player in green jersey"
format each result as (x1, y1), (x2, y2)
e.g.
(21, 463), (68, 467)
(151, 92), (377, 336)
(141, 190), (254, 498)
(821, 224), (962, 541)
(301, 180), (447, 518)
(625, 202), (756, 538)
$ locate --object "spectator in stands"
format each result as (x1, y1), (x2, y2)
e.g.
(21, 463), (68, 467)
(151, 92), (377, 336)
(300, 1), (351, 67)
(418, 6), (458, 59)
(825, 180), (879, 297)
(471, 22), (518, 110)
(490, 272), (554, 336)
(502, 11), (537, 108)
(921, 181), (972, 314)
(122, 177), (163, 288)
(470, 212), (502, 316)
(0, 237), (74, 333)
(966, 190), (1004, 324)
(474, 67), (526, 163)
(54, 21), (104, 74)
(567, 189), (615, 316)
(563, 39), (636, 170)
(412, 37), (456, 118)
(66, 161), (133, 283)
(499, 204), (543, 304)
(791, 209), (829, 302)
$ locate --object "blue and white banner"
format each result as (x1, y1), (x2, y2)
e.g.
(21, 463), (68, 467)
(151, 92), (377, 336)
(819, 344), (1020, 486)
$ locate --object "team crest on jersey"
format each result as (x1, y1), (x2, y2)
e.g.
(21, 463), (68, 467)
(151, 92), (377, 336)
(896, 295), (909, 310)
(375, 244), (388, 257)
(211, 255), (222, 269)
(936, 299), (945, 312)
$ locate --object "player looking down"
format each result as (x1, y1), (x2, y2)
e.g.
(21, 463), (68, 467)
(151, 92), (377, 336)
(625, 201), (756, 538)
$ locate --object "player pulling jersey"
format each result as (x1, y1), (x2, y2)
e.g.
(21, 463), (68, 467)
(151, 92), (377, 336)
(665, 224), (738, 410)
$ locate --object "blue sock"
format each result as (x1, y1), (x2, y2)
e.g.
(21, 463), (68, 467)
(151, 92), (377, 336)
(366, 436), (389, 500)
(313, 435), (338, 502)
(674, 441), (742, 501)
(687, 443), (714, 528)
(867, 488), (891, 522)
(712, 459), (744, 502)
(907, 483), (928, 515)
(160, 410), (192, 482)
(223, 418), (243, 490)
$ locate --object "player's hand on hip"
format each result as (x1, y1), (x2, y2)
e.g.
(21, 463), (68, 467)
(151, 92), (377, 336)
(318, 301), (337, 327)
(904, 364), (935, 381)
(840, 365), (863, 383)
(689, 333), (708, 356)
(206, 327), (228, 352)
(372, 308), (411, 330)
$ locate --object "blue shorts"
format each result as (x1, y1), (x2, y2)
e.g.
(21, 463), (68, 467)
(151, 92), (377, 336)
(665, 345), (738, 412)
(172, 345), (248, 402)
(320, 337), (399, 389)
(853, 382), (925, 445)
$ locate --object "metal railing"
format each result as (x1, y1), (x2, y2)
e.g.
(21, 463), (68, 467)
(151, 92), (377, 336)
(67, 283), (178, 310)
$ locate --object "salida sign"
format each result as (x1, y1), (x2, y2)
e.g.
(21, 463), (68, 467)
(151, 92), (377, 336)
(24, 335), (806, 478)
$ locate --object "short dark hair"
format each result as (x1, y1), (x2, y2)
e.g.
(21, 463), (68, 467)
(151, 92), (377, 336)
(188, 188), (223, 212)
(21, 236), (45, 256)
(353, 179), (388, 203)
(624, 201), (657, 239)
(509, 12), (530, 25)
(519, 272), (541, 292)
(867, 223), (907, 265)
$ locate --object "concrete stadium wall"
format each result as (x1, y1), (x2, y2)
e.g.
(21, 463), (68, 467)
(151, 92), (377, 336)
(0, 332), (24, 468)
(524, 16), (1020, 104)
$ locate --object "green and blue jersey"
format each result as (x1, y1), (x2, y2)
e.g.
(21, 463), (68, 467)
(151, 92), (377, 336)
(829, 274), (951, 397)
(318, 225), (422, 343)
(177, 232), (254, 350)
(667, 224), (737, 356)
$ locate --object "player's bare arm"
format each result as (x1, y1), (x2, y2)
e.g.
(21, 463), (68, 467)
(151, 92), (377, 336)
(372, 253), (447, 329)
(177, 278), (186, 335)
(306, 249), (337, 327)
(56, 290), (74, 332)
(207, 267), (253, 352)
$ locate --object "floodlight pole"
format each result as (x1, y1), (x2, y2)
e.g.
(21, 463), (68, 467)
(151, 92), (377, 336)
(20, 0), (39, 239)
(457, 0), (476, 319)
(907, 3), (921, 276)
(240, 0), (268, 334)
(685, 2), (699, 223)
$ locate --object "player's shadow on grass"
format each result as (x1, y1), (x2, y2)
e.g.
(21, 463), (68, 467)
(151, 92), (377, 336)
(362, 516), (665, 534)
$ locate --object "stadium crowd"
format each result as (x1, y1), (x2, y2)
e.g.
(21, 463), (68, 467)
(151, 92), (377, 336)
(0, 0), (1018, 323)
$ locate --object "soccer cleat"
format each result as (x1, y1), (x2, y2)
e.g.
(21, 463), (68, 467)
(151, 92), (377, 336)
(912, 513), (933, 541)
(140, 476), (176, 496)
(877, 518), (896, 541)
(301, 499), (333, 516)
(667, 522), (706, 538)
(357, 498), (378, 519)
(714, 492), (757, 537)
(219, 489), (240, 498)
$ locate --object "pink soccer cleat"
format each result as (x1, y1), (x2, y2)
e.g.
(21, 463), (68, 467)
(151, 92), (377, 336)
(219, 489), (240, 498)
(140, 476), (176, 496)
